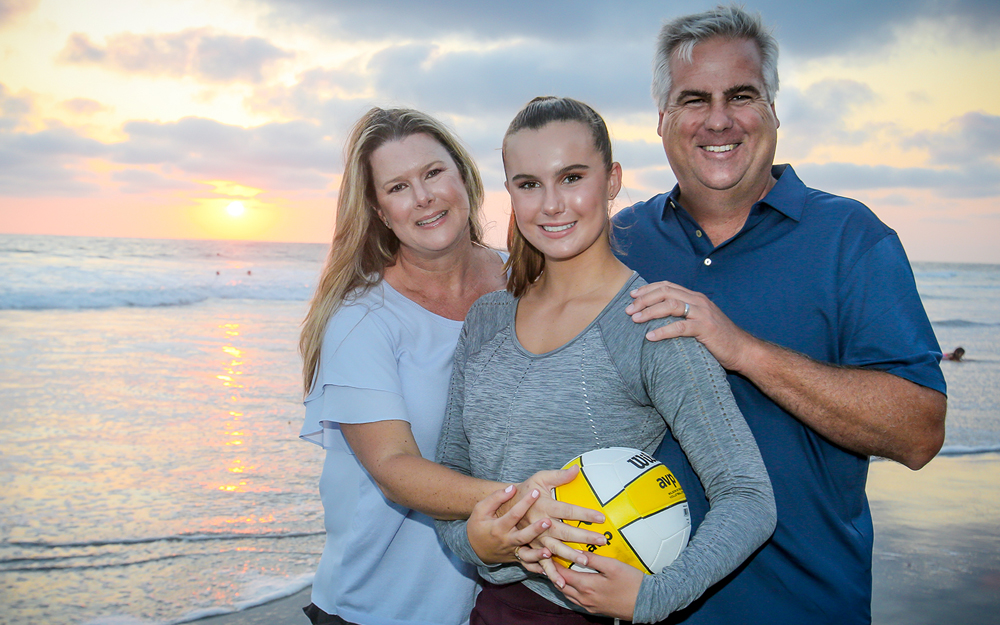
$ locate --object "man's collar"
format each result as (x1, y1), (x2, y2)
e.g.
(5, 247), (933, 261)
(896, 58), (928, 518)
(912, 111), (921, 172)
(760, 164), (805, 222)
(664, 164), (806, 222)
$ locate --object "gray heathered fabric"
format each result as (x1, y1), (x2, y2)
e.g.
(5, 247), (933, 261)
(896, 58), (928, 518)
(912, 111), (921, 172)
(434, 273), (775, 623)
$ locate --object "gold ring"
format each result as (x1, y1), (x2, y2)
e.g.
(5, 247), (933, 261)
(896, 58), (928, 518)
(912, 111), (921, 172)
(513, 546), (523, 562)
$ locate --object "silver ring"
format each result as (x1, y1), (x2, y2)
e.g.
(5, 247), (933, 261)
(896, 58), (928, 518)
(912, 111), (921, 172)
(682, 302), (690, 319)
(513, 546), (523, 562)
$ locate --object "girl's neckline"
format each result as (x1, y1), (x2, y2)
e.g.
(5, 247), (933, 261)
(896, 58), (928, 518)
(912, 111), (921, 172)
(511, 272), (640, 358)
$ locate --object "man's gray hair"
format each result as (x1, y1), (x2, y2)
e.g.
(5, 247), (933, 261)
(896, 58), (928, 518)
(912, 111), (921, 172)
(651, 4), (779, 110)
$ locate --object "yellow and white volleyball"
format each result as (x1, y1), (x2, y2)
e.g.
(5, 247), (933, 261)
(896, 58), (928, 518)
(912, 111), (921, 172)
(551, 447), (691, 574)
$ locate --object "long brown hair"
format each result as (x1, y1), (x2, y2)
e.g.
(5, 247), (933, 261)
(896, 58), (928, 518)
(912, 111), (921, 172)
(502, 96), (614, 297)
(300, 107), (485, 395)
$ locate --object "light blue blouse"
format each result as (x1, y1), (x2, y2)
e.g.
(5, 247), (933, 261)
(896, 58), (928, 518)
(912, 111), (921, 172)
(301, 281), (477, 625)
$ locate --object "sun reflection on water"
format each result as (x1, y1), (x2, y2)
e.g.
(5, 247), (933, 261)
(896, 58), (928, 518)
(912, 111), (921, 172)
(0, 267), (326, 624)
(216, 323), (250, 493)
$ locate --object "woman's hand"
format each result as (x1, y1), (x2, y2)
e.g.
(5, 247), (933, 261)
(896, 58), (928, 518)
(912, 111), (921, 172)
(467, 484), (555, 564)
(505, 467), (609, 587)
(511, 467), (604, 525)
(557, 552), (643, 621)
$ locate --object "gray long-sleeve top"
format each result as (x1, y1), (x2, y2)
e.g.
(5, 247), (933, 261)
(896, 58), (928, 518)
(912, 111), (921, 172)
(435, 274), (776, 623)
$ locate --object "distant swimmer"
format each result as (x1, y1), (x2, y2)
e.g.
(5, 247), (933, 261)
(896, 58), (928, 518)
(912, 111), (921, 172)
(943, 347), (965, 361)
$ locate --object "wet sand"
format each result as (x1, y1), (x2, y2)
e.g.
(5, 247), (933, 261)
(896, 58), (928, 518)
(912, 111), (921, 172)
(195, 453), (1000, 625)
(869, 452), (1000, 624)
(188, 588), (312, 624)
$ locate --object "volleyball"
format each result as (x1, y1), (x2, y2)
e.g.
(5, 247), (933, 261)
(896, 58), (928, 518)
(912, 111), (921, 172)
(551, 447), (690, 574)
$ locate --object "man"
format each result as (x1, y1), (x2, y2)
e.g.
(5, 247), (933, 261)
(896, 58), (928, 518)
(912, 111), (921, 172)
(613, 5), (947, 624)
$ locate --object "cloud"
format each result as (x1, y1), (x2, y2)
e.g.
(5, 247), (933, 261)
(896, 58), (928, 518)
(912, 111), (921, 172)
(57, 28), (294, 84)
(776, 79), (879, 160)
(111, 169), (207, 194)
(613, 138), (667, 173)
(60, 98), (112, 116)
(0, 0), (38, 28)
(0, 121), (108, 197)
(0, 82), (339, 197)
(0, 83), (32, 114)
(716, 1), (1000, 57)
(247, 66), (374, 132)
(253, 39), (652, 132)
(795, 161), (1000, 199)
(366, 42), (652, 117)
(903, 112), (1000, 166)
(111, 116), (340, 190)
(251, 0), (1000, 57)
(252, 0), (671, 43)
(0, 162), (102, 197)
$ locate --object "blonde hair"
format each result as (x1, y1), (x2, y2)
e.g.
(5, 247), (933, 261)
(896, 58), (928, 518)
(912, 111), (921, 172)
(300, 107), (485, 395)
(502, 97), (614, 297)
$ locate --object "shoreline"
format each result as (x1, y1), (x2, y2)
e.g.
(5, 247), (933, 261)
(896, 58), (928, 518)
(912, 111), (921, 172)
(188, 587), (312, 625)
(193, 452), (1000, 625)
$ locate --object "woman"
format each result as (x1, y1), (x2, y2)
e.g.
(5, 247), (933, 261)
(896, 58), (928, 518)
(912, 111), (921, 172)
(298, 107), (603, 625)
(435, 97), (776, 624)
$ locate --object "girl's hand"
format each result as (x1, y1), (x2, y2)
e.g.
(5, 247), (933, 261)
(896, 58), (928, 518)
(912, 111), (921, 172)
(506, 467), (609, 588)
(558, 552), (643, 621)
(467, 484), (553, 564)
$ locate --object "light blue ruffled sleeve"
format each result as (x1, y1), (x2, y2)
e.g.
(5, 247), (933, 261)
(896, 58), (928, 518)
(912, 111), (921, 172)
(300, 298), (410, 451)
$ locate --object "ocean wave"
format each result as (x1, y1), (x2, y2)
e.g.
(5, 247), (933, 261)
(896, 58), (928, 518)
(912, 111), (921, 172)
(5, 530), (325, 550)
(77, 572), (316, 625)
(1, 531), (326, 574)
(0, 286), (314, 310)
(932, 319), (1000, 328)
(1, 552), (190, 572)
(870, 445), (1000, 462)
(936, 444), (1000, 456)
(172, 572), (315, 625)
(2, 546), (317, 573)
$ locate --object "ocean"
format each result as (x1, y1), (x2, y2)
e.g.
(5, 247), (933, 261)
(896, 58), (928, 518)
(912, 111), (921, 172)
(1, 233), (998, 625)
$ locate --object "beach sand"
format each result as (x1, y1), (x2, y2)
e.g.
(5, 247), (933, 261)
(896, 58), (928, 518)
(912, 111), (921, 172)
(196, 453), (1000, 625)
(191, 588), (313, 624)
(869, 452), (1000, 624)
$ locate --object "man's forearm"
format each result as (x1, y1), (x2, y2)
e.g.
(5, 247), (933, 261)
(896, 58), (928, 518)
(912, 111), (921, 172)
(737, 337), (946, 469)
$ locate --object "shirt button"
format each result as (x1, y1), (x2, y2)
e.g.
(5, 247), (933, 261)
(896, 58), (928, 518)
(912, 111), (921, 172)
(704, 258), (712, 266)
(695, 230), (703, 238)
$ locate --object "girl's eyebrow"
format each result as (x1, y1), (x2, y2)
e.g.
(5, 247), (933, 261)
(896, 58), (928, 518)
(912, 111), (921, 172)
(557, 164), (590, 176)
(510, 163), (590, 183)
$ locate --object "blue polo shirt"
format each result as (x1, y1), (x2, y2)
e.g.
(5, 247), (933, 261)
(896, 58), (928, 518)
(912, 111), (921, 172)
(613, 165), (945, 625)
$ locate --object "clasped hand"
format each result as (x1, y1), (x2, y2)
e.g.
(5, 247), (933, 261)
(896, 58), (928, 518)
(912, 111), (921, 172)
(466, 471), (642, 620)
(466, 467), (642, 618)
(466, 467), (605, 583)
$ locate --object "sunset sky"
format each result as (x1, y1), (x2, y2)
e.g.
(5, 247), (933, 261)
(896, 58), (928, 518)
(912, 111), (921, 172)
(1, 0), (998, 263)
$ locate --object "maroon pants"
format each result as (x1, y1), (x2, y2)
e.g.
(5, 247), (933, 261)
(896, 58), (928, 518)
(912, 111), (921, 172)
(471, 581), (629, 625)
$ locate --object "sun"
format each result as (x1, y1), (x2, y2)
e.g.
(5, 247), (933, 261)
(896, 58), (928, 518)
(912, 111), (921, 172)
(226, 201), (246, 217)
